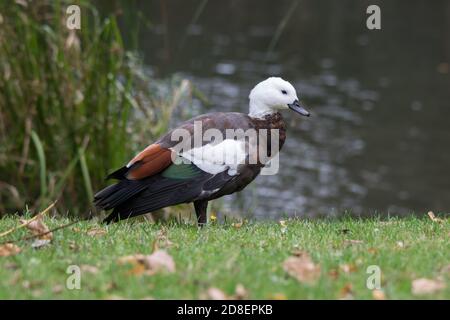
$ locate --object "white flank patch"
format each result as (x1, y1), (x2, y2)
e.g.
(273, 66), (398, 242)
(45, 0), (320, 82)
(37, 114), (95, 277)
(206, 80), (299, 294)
(180, 139), (247, 175)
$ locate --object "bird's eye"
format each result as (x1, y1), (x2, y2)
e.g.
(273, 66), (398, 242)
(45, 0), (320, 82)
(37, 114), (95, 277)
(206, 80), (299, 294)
(281, 90), (287, 95)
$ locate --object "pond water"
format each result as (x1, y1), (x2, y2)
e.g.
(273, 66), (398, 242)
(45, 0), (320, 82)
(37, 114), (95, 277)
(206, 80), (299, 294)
(115, 0), (450, 218)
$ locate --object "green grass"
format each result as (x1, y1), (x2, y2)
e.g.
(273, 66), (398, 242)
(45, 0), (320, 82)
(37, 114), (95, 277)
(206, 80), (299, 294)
(0, 216), (448, 299)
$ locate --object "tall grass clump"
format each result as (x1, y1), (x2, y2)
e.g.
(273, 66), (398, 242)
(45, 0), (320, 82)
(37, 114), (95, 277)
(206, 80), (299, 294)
(0, 1), (191, 217)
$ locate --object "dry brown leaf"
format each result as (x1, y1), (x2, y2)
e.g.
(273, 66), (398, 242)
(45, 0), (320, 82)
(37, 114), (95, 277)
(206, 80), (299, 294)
(372, 289), (386, 300)
(283, 252), (321, 284)
(126, 261), (146, 276)
(340, 263), (357, 273)
(233, 284), (248, 300)
(328, 269), (340, 280)
(81, 264), (99, 274)
(339, 283), (354, 300)
(232, 221), (243, 229)
(412, 278), (446, 295)
(87, 228), (107, 237)
(206, 287), (228, 300)
(0, 243), (21, 257)
(0, 202), (55, 238)
(427, 211), (444, 223)
(20, 216), (52, 240)
(52, 285), (64, 294)
(368, 247), (378, 254)
(118, 250), (175, 276)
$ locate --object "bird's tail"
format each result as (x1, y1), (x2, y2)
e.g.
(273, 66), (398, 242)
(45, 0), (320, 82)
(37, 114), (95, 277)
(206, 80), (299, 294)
(94, 179), (150, 212)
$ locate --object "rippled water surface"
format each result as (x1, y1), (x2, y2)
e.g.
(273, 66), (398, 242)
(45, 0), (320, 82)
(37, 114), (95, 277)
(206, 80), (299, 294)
(114, 1), (450, 218)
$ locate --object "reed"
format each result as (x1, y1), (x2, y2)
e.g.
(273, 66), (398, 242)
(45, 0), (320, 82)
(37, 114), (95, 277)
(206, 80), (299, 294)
(0, 1), (188, 216)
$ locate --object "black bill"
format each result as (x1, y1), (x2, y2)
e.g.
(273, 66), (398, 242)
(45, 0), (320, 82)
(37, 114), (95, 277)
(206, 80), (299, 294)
(288, 100), (310, 117)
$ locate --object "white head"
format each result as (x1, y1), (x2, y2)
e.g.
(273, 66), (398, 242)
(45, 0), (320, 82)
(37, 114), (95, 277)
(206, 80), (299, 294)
(248, 77), (310, 118)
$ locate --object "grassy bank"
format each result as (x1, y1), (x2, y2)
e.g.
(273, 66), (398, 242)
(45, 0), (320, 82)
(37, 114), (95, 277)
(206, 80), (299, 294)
(0, 215), (448, 299)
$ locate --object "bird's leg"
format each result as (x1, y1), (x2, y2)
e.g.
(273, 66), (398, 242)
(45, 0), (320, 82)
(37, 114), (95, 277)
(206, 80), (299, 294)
(194, 200), (208, 227)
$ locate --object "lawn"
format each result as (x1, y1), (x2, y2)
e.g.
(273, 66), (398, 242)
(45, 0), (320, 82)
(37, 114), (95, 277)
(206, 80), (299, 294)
(0, 214), (448, 299)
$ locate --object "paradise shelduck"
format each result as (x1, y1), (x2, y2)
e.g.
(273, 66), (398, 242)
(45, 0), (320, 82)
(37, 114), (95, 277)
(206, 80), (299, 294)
(94, 77), (310, 225)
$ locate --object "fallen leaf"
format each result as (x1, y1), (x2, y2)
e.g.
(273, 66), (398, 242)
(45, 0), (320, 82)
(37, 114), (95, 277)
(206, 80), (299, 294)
(328, 269), (340, 280)
(31, 239), (51, 249)
(283, 252), (321, 284)
(233, 284), (248, 300)
(87, 227), (107, 237)
(118, 250), (175, 276)
(340, 263), (357, 273)
(127, 262), (146, 276)
(206, 287), (228, 300)
(339, 283), (354, 300)
(412, 278), (446, 295)
(232, 221), (243, 229)
(20, 215), (52, 240)
(372, 289), (386, 300)
(368, 247), (378, 254)
(81, 264), (99, 274)
(52, 285), (64, 294)
(0, 243), (21, 257)
(427, 211), (444, 223)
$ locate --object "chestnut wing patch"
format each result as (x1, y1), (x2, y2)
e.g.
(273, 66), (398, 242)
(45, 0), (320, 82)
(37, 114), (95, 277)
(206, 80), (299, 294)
(106, 144), (173, 180)
(126, 144), (173, 180)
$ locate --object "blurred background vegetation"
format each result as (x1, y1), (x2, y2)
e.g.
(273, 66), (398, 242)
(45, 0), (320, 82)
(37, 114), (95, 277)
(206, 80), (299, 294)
(0, 0), (195, 217)
(0, 0), (449, 219)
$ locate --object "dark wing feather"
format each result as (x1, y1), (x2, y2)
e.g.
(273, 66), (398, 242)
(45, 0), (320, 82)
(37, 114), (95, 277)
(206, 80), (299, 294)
(102, 163), (234, 223)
